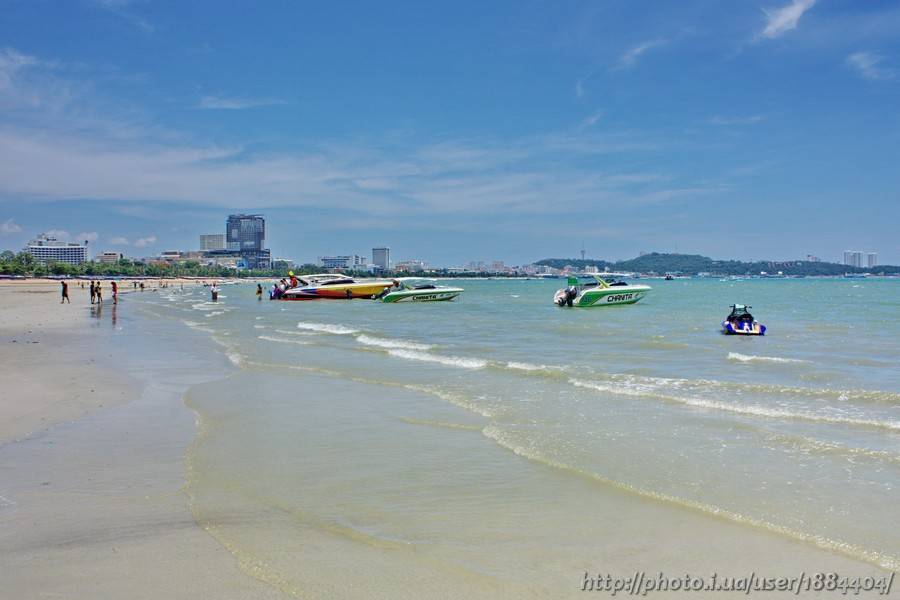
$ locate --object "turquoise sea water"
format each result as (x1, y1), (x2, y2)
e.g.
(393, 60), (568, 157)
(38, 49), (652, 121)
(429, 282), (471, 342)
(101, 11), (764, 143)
(137, 278), (899, 596)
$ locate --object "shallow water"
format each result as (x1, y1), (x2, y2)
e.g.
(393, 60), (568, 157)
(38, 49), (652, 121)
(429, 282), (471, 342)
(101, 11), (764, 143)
(138, 278), (900, 596)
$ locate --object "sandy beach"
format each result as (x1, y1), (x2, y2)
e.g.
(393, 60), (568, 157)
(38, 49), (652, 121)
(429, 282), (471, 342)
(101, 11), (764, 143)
(1, 278), (895, 599)
(0, 279), (281, 600)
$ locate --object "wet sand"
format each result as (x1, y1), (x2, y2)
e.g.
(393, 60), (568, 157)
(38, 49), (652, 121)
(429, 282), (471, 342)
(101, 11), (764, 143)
(0, 280), (282, 599)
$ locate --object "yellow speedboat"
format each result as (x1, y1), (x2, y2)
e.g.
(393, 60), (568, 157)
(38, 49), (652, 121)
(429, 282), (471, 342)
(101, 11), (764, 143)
(280, 274), (394, 300)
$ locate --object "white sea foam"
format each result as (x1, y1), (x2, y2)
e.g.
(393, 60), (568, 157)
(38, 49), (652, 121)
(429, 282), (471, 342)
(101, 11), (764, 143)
(227, 352), (243, 366)
(296, 321), (358, 335)
(387, 349), (486, 369)
(728, 352), (810, 364)
(205, 311), (225, 317)
(355, 334), (433, 351)
(259, 335), (309, 346)
(253, 325), (266, 329)
(274, 329), (317, 336)
(569, 378), (900, 431)
(505, 361), (558, 372)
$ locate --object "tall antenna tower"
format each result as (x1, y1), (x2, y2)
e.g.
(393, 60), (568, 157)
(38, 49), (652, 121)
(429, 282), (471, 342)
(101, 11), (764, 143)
(580, 242), (586, 261)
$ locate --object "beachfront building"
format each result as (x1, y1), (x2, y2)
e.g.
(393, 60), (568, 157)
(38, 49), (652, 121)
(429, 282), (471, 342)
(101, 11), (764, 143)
(200, 234), (225, 251)
(867, 252), (878, 268)
(843, 250), (864, 268)
(372, 247), (390, 270)
(394, 259), (428, 272)
(24, 234), (87, 265)
(318, 255), (368, 270)
(98, 251), (124, 264)
(226, 214), (270, 269)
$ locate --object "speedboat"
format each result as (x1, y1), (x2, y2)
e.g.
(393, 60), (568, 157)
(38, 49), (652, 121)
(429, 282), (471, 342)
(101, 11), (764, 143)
(376, 278), (464, 303)
(722, 304), (766, 335)
(279, 274), (394, 300)
(554, 275), (650, 307)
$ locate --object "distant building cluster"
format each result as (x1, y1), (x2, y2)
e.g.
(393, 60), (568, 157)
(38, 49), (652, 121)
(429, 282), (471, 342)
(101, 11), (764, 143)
(843, 250), (877, 269)
(165, 214), (272, 269)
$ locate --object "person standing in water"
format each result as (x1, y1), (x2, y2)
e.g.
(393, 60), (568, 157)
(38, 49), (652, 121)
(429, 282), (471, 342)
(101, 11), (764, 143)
(95, 281), (103, 303)
(89, 281), (96, 304)
(60, 280), (70, 304)
(256, 283), (263, 300)
(111, 280), (118, 304)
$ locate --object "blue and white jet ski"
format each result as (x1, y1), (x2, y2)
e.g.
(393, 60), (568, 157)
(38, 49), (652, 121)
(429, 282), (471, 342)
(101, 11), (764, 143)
(722, 304), (766, 335)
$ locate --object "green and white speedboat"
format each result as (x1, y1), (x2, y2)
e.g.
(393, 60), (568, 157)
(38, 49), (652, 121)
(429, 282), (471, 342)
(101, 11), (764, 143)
(554, 275), (650, 307)
(377, 278), (464, 303)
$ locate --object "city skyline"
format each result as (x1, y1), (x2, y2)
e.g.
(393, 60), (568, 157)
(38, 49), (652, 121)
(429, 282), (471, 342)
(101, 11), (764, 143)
(0, 2), (899, 263)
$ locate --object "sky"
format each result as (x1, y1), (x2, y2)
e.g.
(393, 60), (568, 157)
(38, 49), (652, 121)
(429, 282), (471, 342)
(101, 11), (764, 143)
(0, 0), (898, 266)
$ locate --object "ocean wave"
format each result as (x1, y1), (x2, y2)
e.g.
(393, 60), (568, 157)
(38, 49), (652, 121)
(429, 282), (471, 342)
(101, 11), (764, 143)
(399, 417), (483, 431)
(205, 311), (225, 317)
(258, 335), (309, 346)
(481, 425), (900, 571)
(403, 384), (496, 418)
(227, 352), (243, 366)
(296, 321), (358, 335)
(355, 334), (433, 351)
(728, 352), (810, 364)
(253, 324), (266, 329)
(570, 378), (900, 431)
(387, 348), (486, 369)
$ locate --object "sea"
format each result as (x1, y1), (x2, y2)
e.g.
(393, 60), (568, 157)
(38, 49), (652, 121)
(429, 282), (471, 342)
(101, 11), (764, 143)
(134, 278), (899, 597)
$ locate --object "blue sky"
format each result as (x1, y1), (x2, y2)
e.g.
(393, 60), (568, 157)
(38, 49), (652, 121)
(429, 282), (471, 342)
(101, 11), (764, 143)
(0, 0), (898, 265)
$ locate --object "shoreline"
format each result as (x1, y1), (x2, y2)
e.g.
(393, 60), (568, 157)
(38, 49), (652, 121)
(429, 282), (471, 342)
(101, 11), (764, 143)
(0, 281), (283, 599)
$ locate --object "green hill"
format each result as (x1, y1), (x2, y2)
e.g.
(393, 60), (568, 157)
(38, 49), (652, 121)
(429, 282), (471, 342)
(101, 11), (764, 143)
(535, 253), (900, 276)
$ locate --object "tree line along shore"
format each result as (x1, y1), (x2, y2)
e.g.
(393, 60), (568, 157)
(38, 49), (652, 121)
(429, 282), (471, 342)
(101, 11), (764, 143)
(1, 249), (898, 279)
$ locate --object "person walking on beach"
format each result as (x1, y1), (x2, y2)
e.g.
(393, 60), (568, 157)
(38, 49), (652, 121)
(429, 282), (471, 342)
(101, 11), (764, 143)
(60, 280), (70, 304)
(89, 281), (96, 304)
(96, 281), (103, 303)
(111, 280), (118, 304)
(140, 282), (144, 292)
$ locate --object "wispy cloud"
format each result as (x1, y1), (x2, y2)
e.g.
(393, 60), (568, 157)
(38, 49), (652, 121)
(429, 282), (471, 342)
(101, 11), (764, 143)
(197, 95), (286, 110)
(709, 114), (766, 126)
(133, 235), (157, 248)
(0, 218), (22, 234)
(45, 229), (70, 240)
(845, 52), (895, 81)
(92, 0), (154, 33)
(617, 39), (667, 69)
(109, 236), (130, 245)
(760, 0), (816, 39)
(76, 231), (99, 243)
(579, 110), (603, 129)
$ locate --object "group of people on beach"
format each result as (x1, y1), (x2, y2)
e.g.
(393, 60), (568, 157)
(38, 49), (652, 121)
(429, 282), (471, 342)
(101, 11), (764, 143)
(60, 280), (124, 304)
(88, 280), (117, 304)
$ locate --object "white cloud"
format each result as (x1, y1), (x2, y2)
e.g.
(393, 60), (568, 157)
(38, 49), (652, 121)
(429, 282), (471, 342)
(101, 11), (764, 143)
(197, 95), (286, 110)
(76, 231), (99, 243)
(109, 236), (130, 245)
(133, 235), (157, 248)
(45, 229), (70, 240)
(845, 52), (895, 81)
(760, 0), (816, 39)
(1, 218), (22, 234)
(617, 39), (667, 69)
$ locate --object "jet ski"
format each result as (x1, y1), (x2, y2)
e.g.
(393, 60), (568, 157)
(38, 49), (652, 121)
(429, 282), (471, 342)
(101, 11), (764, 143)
(722, 304), (766, 335)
